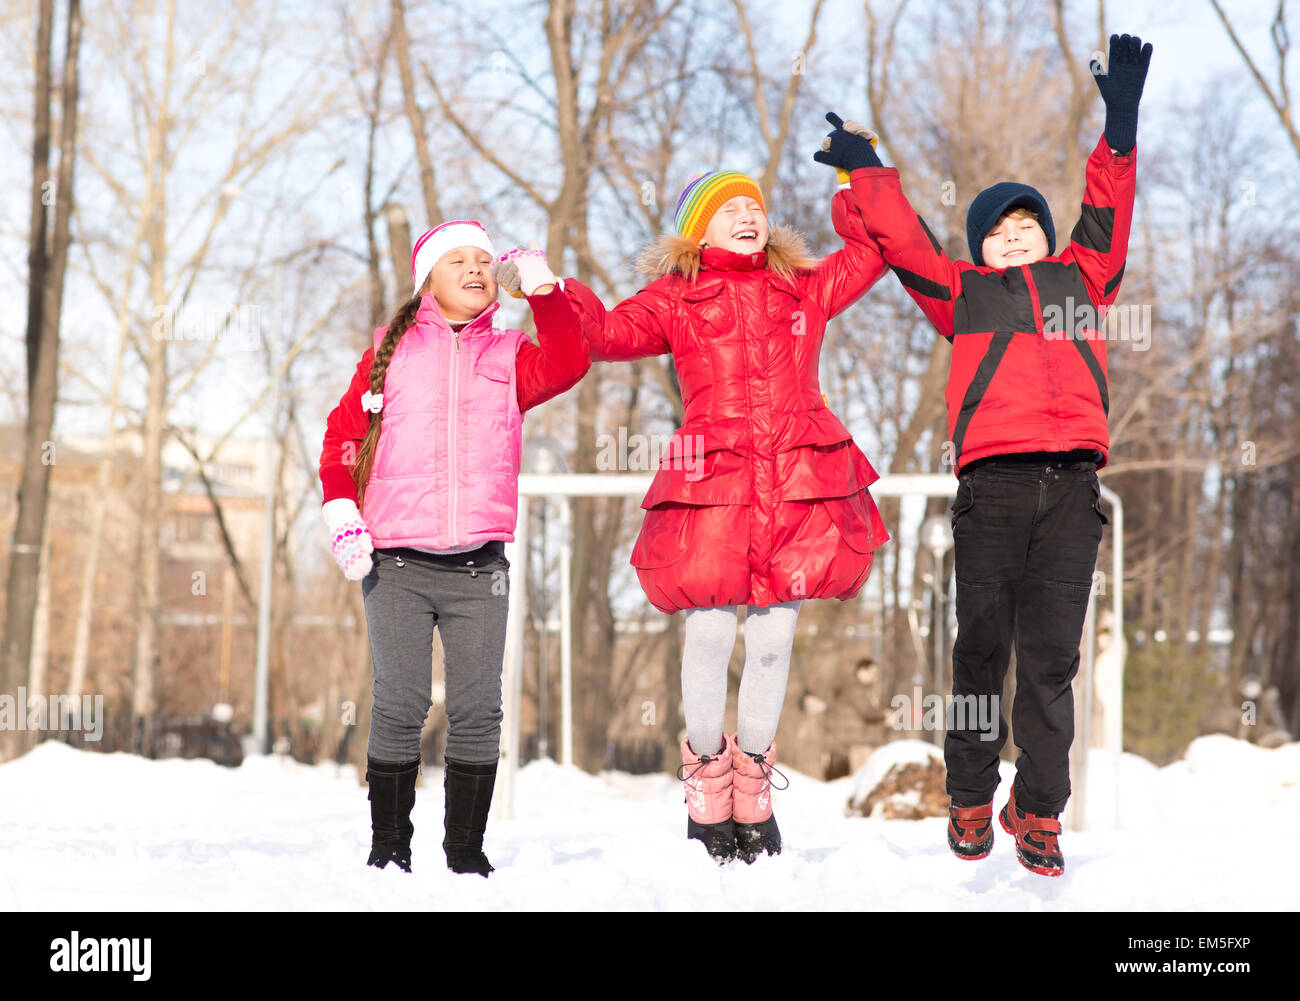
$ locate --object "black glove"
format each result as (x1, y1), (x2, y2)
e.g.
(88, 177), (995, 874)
(1091, 33), (1152, 155)
(813, 112), (883, 176)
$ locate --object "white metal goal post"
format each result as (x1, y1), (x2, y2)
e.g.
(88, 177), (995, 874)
(496, 473), (1125, 833)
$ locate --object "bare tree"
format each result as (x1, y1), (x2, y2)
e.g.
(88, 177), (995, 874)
(390, 0), (444, 230)
(730, 0), (828, 199)
(1210, 0), (1300, 161)
(72, 0), (346, 747)
(411, 0), (708, 770)
(2, 0), (82, 763)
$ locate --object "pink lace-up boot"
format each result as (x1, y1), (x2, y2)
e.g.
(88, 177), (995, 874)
(730, 733), (787, 863)
(677, 737), (736, 863)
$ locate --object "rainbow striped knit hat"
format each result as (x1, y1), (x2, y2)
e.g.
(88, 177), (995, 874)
(673, 171), (766, 244)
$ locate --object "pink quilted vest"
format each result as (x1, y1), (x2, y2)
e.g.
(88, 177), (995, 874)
(362, 296), (528, 549)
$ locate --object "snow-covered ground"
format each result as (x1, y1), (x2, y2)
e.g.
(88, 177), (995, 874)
(2, 735), (1296, 911)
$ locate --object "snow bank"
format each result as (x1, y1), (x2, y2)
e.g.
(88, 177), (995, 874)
(847, 739), (943, 806)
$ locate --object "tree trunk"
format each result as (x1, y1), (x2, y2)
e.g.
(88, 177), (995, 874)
(384, 203), (413, 303)
(390, 0), (443, 229)
(362, 27), (391, 328)
(2, 0), (81, 762)
(68, 263), (135, 698)
(133, 0), (176, 744)
(1, 0), (53, 725)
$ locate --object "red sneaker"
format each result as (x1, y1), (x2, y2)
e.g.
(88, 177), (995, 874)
(998, 786), (1064, 877)
(947, 801), (994, 860)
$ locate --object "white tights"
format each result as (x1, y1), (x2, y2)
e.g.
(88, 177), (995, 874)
(680, 601), (801, 756)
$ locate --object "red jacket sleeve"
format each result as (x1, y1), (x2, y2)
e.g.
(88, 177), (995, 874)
(799, 187), (889, 318)
(515, 284), (592, 412)
(319, 347), (375, 504)
(1059, 135), (1137, 308)
(562, 278), (672, 361)
(847, 166), (965, 339)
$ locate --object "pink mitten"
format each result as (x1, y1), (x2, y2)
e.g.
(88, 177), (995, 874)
(492, 248), (558, 299)
(323, 498), (374, 580)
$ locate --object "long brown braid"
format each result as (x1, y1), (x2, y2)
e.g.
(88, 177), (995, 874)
(351, 293), (424, 511)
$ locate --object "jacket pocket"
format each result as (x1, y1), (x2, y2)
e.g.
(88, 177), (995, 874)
(640, 427), (751, 508)
(469, 358), (516, 472)
(680, 280), (732, 340)
(822, 490), (883, 554)
(777, 439), (877, 501)
(950, 478), (974, 529)
(765, 278), (808, 333)
(1091, 478), (1110, 526)
(774, 409), (877, 501)
(629, 503), (693, 569)
(474, 360), (512, 384)
(680, 280), (725, 304)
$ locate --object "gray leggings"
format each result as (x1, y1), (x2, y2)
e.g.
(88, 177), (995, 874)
(681, 601), (801, 757)
(361, 545), (510, 764)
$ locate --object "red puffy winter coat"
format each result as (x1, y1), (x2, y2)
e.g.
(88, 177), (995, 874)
(848, 135), (1136, 472)
(564, 189), (891, 614)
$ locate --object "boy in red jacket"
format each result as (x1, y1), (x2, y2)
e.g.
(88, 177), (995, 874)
(816, 34), (1151, 875)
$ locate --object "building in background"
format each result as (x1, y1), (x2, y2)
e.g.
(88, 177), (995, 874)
(0, 424), (307, 752)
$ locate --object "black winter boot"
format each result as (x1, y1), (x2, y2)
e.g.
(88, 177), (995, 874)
(734, 815), (782, 864)
(443, 757), (498, 877)
(686, 817), (738, 863)
(365, 756), (420, 872)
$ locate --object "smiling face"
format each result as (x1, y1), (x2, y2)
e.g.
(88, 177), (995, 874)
(426, 245), (497, 322)
(981, 208), (1049, 269)
(700, 195), (769, 254)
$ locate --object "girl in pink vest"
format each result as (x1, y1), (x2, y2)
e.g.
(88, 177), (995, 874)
(318, 220), (589, 877)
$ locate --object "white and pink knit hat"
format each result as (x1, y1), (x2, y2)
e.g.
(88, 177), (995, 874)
(411, 220), (495, 293)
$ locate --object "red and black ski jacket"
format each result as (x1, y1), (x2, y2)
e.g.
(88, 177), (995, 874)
(848, 135), (1136, 473)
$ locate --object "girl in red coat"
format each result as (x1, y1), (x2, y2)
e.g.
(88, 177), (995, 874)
(564, 168), (890, 862)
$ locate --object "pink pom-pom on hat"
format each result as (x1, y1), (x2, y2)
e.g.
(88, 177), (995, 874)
(411, 220), (495, 294)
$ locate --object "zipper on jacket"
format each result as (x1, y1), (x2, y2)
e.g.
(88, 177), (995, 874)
(1022, 266), (1067, 451)
(448, 329), (459, 542)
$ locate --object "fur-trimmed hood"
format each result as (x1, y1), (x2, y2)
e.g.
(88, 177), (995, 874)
(636, 225), (820, 284)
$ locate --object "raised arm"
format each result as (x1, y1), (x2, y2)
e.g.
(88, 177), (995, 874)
(799, 187), (889, 319)
(515, 284), (592, 412)
(815, 111), (964, 338)
(1061, 34), (1150, 307)
(562, 278), (673, 362)
(493, 244), (667, 366)
(1059, 136), (1137, 308)
(846, 165), (964, 340)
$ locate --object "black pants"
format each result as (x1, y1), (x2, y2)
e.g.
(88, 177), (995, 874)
(945, 459), (1106, 815)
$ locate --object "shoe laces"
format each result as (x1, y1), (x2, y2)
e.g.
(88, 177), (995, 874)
(747, 752), (790, 791)
(675, 750), (724, 783)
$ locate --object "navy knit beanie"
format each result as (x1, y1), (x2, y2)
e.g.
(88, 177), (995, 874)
(966, 182), (1055, 267)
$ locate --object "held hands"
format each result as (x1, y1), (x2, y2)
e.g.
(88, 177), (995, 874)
(492, 248), (558, 299)
(1090, 33), (1152, 155)
(323, 498), (374, 580)
(813, 112), (882, 182)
